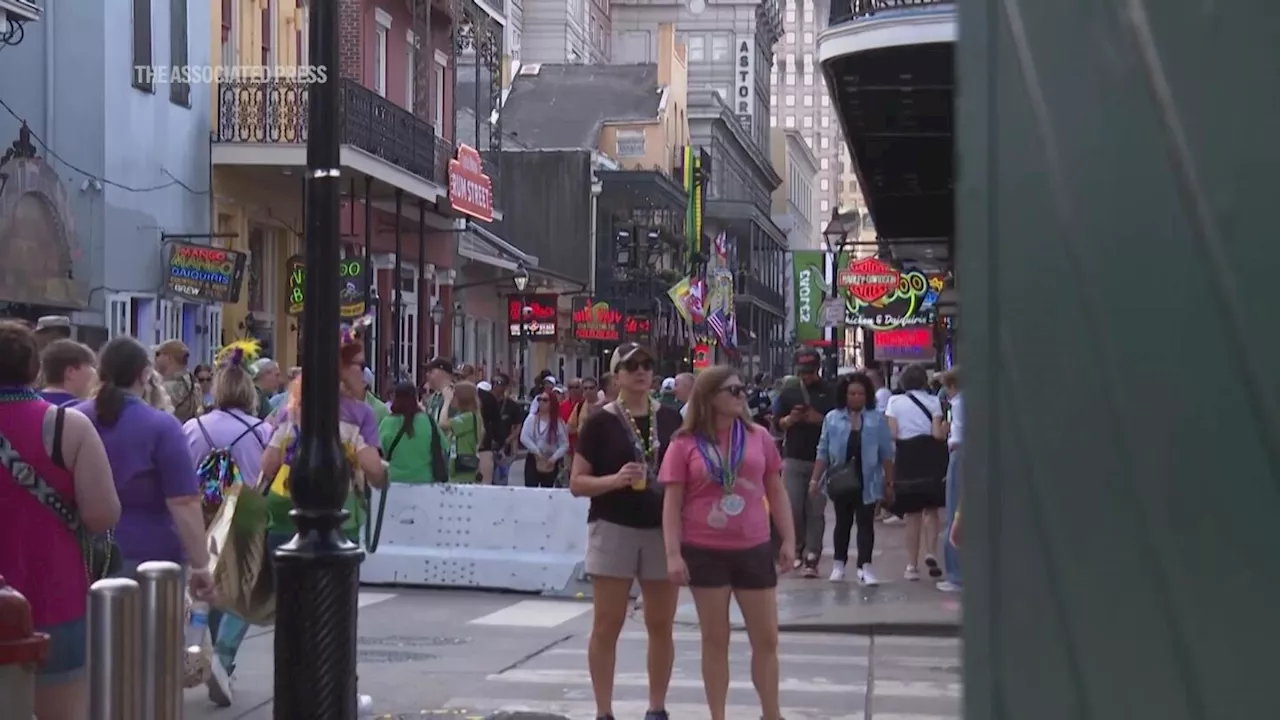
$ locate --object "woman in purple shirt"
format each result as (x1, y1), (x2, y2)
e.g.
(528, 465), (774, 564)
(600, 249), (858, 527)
(75, 337), (213, 600)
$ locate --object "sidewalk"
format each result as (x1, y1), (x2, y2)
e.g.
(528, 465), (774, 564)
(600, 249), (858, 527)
(663, 519), (961, 637)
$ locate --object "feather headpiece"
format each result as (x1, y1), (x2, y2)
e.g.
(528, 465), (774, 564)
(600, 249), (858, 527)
(215, 338), (262, 368)
(340, 313), (375, 345)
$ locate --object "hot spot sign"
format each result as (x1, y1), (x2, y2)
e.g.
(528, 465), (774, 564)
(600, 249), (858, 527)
(509, 293), (558, 339)
(448, 144), (494, 223)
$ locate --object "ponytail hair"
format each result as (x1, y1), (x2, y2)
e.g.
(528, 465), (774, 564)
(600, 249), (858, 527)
(95, 337), (151, 428)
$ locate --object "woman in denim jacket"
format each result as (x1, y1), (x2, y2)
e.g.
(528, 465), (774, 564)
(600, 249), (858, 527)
(808, 373), (896, 586)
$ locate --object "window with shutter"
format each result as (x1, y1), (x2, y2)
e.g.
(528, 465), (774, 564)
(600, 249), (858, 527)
(220, 0), (235, 64)
(261, 0), (274, 68)
(170, 0), (191, 106)
(132, 0), (154, 92)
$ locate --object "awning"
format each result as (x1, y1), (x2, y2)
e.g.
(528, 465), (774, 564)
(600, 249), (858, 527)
(458, 221), (538, 271)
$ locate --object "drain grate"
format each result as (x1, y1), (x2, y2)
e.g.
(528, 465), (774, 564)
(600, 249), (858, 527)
(358, 635), (470, 647)
(358, 649), (440, 664)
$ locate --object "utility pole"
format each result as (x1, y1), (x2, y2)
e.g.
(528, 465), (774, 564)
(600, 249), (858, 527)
(272, 1), (363, 717)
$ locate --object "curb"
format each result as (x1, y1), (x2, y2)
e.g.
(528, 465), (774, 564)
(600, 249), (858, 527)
(777, 621), (960, 638)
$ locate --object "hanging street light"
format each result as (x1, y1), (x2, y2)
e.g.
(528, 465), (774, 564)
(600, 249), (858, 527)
(822, 207), (848, 252)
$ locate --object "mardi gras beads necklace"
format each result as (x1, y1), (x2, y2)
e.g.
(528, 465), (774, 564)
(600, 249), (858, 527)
(619, 400), (658, 490)
(697, 419), (748, 521)
(0, 387), (40, 404)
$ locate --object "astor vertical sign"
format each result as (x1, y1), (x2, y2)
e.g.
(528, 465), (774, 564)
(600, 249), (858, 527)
(448, 144), (494, 223)
(734, 36), (755, 135)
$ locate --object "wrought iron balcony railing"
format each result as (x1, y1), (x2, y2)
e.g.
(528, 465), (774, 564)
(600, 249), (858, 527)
(736, 273), (786, 310)
(830, 0), (955, 27)
(215, 78), (437, 187)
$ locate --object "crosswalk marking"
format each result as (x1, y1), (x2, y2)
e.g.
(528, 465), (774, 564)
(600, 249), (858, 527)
(357, 591), (397, 609)
(447, 625), (962, 718)
(444, 699), (958, 720)
(616, 629), (956, 648)
(541, 647), (960, 669)
(468, 599), (594, 628)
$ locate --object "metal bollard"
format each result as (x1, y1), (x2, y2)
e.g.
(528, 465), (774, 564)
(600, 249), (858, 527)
(0, 575), (50, 720)
(88, 578), (142, 720)
(136, 562), (184, 720)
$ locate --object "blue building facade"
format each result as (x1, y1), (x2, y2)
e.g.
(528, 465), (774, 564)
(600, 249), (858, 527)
(0, 0), (216, 360)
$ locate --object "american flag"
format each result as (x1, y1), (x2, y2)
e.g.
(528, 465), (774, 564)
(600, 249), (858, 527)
(707, 307), (729, 344)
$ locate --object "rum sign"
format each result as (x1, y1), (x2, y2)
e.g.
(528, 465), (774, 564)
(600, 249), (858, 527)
(448, 144), (494, 223)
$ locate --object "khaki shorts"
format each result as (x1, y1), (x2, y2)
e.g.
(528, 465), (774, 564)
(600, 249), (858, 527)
(585, 520), (668, 581)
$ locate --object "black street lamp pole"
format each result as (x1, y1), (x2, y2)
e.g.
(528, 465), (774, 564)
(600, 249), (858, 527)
(514, 267), (529, 399)
(273, 0), (363, 716)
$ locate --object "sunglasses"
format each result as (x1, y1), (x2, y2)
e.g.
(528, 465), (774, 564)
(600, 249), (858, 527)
(719, 385), (747, 397)
(197, 376), (212, 383)
(621, 358), (654, 373)
(582, 384), (597, 391)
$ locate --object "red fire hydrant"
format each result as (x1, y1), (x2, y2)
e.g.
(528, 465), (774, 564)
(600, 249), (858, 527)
(0, 575), (49, 720)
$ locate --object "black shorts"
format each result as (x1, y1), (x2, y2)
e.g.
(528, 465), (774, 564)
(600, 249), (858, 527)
(682, 542), (777, 590)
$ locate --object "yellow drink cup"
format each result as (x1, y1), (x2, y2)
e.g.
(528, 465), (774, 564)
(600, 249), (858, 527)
(631, 465), (648, 491)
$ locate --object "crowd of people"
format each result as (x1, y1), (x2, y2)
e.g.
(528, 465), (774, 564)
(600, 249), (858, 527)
(0, 313), (962, 720)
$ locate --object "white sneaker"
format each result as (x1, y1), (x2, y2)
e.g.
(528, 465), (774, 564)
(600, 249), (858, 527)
(793, 557), (803, 569)
(205, 659), (234, 707)
(936, 580), (962, 593)
(882, 514), (904, 525)
(357, 693), (374, 716)
(829, 561), (846, 582)
(904, 565), (920, 581)
(858, 565), (880, 586)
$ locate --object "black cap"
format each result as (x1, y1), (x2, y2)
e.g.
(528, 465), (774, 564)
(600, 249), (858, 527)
(425, 357), (454, 374)
(794, 348), (821, 371)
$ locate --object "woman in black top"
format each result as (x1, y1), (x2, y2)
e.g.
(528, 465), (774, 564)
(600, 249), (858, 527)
(570, 343), (683, 720)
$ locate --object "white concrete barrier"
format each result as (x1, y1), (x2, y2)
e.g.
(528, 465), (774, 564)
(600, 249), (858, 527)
(359, 483), (590, 594)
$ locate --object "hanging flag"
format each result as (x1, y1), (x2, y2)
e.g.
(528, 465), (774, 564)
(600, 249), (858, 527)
(713, 232), (729, 261)
(668, 276), (707, 326)
(724, 312), (738, 349)
(707, 307), (729, 345)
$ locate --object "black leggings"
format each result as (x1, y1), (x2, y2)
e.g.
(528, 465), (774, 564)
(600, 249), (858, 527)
(831, 493), (877, 566)
(524, 454), (560, 488)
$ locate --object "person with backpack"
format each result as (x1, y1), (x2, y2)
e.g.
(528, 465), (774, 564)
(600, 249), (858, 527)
(180, 341), (272, 707)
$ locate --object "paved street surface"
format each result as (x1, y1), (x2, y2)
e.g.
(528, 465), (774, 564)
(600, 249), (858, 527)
(183, 587), (961, 719)
(184, 463), (960, 718)
(512, 456), (961, 635)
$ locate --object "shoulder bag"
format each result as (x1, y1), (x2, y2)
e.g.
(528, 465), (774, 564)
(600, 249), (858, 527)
(452, 413), (480, 475)
(364, 423), (409, 553)
(3, 407), (121, 581)
(894, 393), (949, 496)
(824, 423), (863, 500)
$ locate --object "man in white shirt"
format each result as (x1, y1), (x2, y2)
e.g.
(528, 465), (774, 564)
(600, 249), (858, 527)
(674, 372), (694, 417)
(869, 368), (893, 412)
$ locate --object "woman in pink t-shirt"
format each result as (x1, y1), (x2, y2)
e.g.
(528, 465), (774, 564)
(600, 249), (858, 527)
(659, 365), (796, 720)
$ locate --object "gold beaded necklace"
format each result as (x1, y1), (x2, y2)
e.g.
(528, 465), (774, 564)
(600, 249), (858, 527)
(618, 399), (658, 460)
